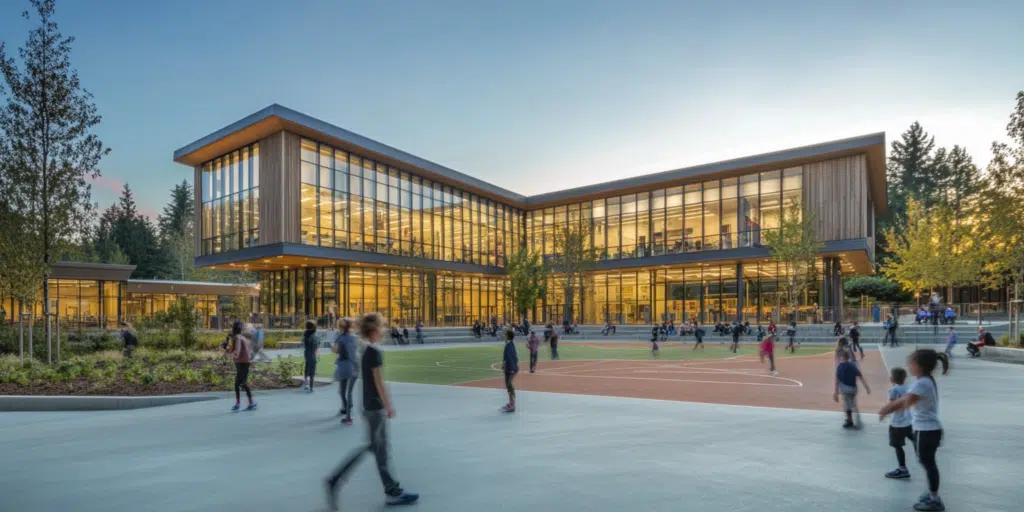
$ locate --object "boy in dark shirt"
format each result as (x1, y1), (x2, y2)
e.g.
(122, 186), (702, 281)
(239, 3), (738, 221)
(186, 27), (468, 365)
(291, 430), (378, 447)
(501, 329), (519, 413)
(833, 350), (871, 428)
(325, 313), (418, 509)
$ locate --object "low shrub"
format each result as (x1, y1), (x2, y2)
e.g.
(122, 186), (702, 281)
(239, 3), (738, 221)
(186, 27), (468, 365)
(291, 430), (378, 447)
(997, 334), (1024, 347)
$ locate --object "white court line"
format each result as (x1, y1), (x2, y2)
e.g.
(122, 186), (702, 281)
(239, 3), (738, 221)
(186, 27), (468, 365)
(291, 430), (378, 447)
(526, 372), (801, 387)
(547, 364), (804, 387)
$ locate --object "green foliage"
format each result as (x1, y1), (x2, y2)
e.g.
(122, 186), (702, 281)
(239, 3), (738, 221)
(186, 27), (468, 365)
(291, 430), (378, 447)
(549, 222), (600, 323)
(763, 198), (823, 308)
(168, 295), (200, 353)
(843, 276), (913, 303)
(506, 246), (547, 318)
(884, 199), (985, 294)
(979, 91), (1024, 299)
(0, 0), (109, 317)
(274, 356), (301, 382)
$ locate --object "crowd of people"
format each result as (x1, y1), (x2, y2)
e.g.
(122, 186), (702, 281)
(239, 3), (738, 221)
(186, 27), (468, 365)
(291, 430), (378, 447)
(191, 309), (988, 511)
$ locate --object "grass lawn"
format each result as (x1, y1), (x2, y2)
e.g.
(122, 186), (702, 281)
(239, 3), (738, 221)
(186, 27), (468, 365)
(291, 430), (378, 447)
(295, 343), (834, 386)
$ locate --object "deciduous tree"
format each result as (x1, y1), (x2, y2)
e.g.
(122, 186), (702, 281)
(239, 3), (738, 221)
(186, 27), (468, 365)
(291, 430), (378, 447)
(549, 223), (599, 324)
(763, 199), (824, 314)
(506, 246), (547, 322)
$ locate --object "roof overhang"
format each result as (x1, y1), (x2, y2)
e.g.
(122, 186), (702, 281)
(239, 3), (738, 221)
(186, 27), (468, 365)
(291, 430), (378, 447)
(51, 261), (136, 281)
(174, 105), (887, 213)
(126, 280), (259, 297)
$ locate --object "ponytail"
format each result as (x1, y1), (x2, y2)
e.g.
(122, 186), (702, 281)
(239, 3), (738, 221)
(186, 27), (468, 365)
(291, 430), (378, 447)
(910, 348), (950, 385)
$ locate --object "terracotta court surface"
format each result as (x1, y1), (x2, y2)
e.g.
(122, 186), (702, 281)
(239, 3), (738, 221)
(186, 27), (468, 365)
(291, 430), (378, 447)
(459, 347), (891, 412)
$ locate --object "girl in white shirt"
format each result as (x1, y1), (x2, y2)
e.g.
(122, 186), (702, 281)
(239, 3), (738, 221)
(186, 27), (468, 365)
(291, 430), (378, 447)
(878, 349), (950, 512)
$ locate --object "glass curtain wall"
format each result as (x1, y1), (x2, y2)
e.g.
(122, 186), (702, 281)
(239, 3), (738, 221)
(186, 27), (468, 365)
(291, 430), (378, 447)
(528, 167), (803, 262)
(258, 266), (511, 327)
(299, 138), (523, 267)
(537, 260), (821, 325)
(200, 144), (260, 256)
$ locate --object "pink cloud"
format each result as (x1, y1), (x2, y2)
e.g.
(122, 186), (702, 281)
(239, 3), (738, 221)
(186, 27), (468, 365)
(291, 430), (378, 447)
(88, 175), (124, 196)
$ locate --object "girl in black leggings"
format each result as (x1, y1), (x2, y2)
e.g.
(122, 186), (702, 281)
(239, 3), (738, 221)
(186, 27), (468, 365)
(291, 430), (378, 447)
(226, 324), (257, 412)
(879, 349), (949, 511)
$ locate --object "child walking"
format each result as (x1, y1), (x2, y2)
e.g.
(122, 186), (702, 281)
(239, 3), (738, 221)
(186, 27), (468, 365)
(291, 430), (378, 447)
(332, 317), (358, 426)
(501, 328), (519, 413)
(834, 349), (871, 428)
(693, 322), (705, 351)
(324, 313), (418, 510)
(883, 367), (915, 480)
(650, 326), (660, 358)
(226, 324), (257, 412)
(302, 320), (319, 393)
(944, 326), (957, 358)
(785, 322), (797, 353)
(729, 322), (741, 353)
(879, 349), (949, 511)
(759, 334), (777, 375)
(527, 330), (540, 373)
(849, 321), (864, 360)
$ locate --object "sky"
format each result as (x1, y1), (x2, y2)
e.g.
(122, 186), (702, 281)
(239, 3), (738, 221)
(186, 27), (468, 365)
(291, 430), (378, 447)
(0, 0), (1022, 220)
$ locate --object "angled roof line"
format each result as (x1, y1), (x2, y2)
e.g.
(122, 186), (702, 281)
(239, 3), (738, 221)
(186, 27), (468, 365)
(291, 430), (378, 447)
(173, 105), (885, 207)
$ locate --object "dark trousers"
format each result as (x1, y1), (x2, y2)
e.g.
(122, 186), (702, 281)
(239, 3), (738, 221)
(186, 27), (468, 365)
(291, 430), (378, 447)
(304, 357), (317, 383)
(916, 430), (943, 493)
(234, 362), (252, 403)
(967, 342), (981, 357)
(529, 351), (538, 372)
(327, 409), (401, 495)
(549, 339), (559, 359)
(338, 377), (356, 417)
(883, 329), (898, 346)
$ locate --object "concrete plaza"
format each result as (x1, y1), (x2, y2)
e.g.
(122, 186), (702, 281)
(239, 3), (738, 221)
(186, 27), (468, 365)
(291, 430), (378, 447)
(0, 345), (1020, 512)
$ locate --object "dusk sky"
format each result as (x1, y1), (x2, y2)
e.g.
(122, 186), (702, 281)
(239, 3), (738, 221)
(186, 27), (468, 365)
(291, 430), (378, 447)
(1, 0), (1021, 220)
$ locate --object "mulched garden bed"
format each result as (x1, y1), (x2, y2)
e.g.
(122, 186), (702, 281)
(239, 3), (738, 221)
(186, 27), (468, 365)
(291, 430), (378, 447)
(0, 358), (304, 397)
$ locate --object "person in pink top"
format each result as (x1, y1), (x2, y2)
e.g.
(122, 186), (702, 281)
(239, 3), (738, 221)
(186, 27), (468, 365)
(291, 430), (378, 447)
(759, 334), (777, 375)
(527, 330), (540, 373)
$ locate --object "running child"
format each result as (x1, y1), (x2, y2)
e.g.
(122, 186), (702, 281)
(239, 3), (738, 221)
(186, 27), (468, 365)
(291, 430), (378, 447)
(324, 313), (418, 509)
(693, 321), (705, 351)
(759, 334), (777, 375)
(501, 328), (519, 412)
(834, 349), (871, 428)
(785, 322), (797, 353)
(849, 321), (864, 360)
(527, 330), (540, 373)
(302, 320), (318, 393)
(883, 367), (915, 480)
(878, 349), (949, 511)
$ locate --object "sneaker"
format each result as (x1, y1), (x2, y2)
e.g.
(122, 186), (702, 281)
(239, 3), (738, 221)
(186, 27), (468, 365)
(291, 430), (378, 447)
(324, 479), (339, 511)
(842, 421), (855, 429)
(771, 371), (778, 376)
(386, 491), (419, 506)
(500, 404), (515, 413)
(230, 403), (240, 412)
(913, 494), (945, 511)
(245, 402), (258, 411)
(885, 468), (910, 479)
(302, 384), (310, 392)
(341, 418), (353, 426)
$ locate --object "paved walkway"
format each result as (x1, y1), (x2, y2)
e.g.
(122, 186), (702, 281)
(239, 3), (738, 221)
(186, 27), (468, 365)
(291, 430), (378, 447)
(0, 345), (1020, 511)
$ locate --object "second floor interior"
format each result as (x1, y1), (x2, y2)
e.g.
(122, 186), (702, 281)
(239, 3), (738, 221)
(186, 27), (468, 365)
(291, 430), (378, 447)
(176, 105), (886, 276)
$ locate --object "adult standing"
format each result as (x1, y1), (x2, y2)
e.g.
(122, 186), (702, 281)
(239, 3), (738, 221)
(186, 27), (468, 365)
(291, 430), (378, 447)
(302, 320), (319, 393)
(549, 332), (560, 360)
(333, 317), (358, 425)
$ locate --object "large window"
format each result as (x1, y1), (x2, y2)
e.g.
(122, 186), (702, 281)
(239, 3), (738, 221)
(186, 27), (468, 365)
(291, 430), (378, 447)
(298, 138), (523, 267)
(527, 167), (804, 261)
(200, 144), (260, 255)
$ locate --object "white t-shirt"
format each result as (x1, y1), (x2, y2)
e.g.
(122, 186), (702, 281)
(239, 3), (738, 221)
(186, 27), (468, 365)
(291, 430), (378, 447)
(887, 384), (912, 428)
(907, 377), (942, 431)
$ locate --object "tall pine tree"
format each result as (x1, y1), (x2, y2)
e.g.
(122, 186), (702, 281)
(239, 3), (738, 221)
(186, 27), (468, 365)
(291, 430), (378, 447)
(105, 184), (169, 278)
(157, 180), (194, 240)
(0, 0), (109, 323)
